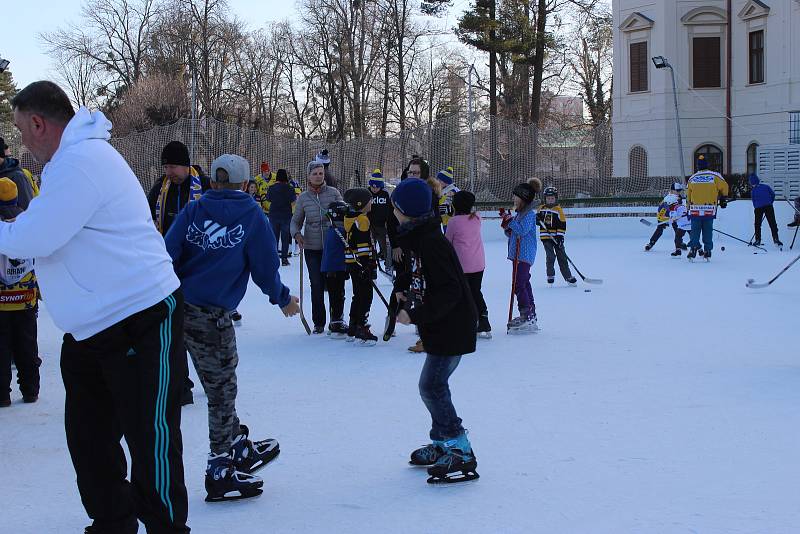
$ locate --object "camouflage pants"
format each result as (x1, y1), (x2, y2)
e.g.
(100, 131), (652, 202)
(184, 303), (241, 455)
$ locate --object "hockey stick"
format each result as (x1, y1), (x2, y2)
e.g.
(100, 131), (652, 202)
(786, 198), (800, 215)
(748, 210), (765, 246)
(791, 225), (798, 250)
(713, 228), (767, 252)
(507, 237), (520, 334)
(298, 250), (311, 335)
(324, 213), (390, 310)
(746, 254), (800, 288)
(537, 223), (603, 285)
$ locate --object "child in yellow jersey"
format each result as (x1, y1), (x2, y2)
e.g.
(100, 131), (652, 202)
(343, 188), (378, 345)
(0, 178), (40, 406)
(536, 186), (577, 286)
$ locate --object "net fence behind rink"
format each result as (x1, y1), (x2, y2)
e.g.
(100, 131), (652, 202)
(1, 113), (676, 204)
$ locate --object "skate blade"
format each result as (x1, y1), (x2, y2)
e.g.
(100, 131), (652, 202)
(477, 332), (493, 340)
(243, 449), (280, 474)
(507, 326), (539, 335)
(233, 320), (242, 327)
(205, 487), (263, 502)
(426, 471), (480, 485)
(357, 339), (378, 347)
(327, 333), (347, 340)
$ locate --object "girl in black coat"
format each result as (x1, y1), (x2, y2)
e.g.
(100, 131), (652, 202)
(391, 177), (479, 484)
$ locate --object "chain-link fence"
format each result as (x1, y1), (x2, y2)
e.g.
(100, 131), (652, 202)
(1, 113), (677, 204)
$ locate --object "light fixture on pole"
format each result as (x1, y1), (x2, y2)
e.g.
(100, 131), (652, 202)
(0, 57), (10, 73)
(652, 55), (687, 181)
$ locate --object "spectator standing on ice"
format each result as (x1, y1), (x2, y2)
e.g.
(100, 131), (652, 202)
(686, 154), (729, 261)
(0, 136), (34, 209)
(291, 159), (344, 333)
(266, 169), (297, 266)
(1, 80), (190, 534)
(748, 174), (783, 248)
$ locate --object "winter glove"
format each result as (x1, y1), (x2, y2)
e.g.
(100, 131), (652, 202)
(719, 196), (727, 209)
(500, 208), (513, 230)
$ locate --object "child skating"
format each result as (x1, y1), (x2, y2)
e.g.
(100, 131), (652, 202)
(645, 183), (688, 252)
(445, 190), (491, 339)
(391, 178), (479, 484)
(536, 186), (577, 286)
(164, 154), (300, 502)
(342, 188), (379, 345)
(502, 178), (542, 333)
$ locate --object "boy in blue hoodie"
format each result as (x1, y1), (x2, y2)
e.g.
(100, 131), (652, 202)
(749, 174), (782, 247)
(165, 154), (300, 502)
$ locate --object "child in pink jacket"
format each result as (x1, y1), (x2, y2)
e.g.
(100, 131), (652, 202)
(445, 190), (491, 338)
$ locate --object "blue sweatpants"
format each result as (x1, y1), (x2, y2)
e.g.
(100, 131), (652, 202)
(689, 217), (714, 252)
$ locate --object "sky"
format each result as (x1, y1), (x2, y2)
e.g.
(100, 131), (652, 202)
(3, 0), (607, 92)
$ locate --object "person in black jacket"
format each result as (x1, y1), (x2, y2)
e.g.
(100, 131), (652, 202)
(391, 177), (479, 485)
(146, 141), (211, 236)
(367, 169), (393, 272)
(266, 169), (297, 266)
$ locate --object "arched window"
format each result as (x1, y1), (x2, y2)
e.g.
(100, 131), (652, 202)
(629, 145), (648, 180)
(746, 143), (759, 176)
(694, 144), (723, 173)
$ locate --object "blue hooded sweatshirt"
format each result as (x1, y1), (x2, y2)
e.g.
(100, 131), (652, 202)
(749, 174), (775, 209)
(165, 189), (290, 311)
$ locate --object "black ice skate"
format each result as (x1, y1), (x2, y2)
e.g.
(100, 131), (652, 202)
(567, 278), (578, 286)
(477, 314), (492, 340)
(205, 453), (263, 502)
(644, 242), (654, 251)
(355, 324), (378, 346)
(231, 425), (280, 474)
(410, 441), (446, 466)
(687, 247), (699, 261)
(704, 250), (711, 261)
(426, 433), (479, 485)
(230, 310), (242, 326)
(671, 249), (681, 257)
(327, 320), (349, 339)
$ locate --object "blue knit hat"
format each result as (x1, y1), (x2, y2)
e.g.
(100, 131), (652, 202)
(391, 178), (432, 218)
(437, 166), (454, 185)
(696, 154), (709, 170)
(368, 168), (385, 189)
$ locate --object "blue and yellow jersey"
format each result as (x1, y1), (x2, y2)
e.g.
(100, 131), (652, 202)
(687, 171), (729, 217)
(253, 172), (276, 214)
(536, 204), (567, 241)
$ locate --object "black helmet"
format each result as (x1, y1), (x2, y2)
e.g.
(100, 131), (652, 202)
(343, 187), (372, 211)
(326, 201), (349, 222)
(543, 186), (558, 199)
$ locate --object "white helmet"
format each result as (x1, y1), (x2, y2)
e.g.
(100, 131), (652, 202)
(672, 182), (685, 191)
(664, 193), (679, 205)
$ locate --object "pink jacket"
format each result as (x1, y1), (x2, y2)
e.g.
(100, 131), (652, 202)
(445, 214), (486, 274)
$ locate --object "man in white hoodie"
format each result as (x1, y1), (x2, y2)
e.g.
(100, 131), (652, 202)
(0, 81), (190, 534)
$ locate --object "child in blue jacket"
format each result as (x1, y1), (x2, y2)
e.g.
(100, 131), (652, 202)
(321, 200), (350, 337)
(501, 178), (542, 333)
(749, 174), (782, 247)
(165, 154), (300, 502)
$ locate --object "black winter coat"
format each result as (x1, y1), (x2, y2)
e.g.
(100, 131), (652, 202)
(393, 216), (477, 356)
(368, 189), (393, 228)
(147, 173), (211, 235)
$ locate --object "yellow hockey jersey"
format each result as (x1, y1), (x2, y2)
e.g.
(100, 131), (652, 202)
(536, 204), (567, 241)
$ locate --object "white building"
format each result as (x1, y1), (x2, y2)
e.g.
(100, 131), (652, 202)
(612, 0), (800, 179)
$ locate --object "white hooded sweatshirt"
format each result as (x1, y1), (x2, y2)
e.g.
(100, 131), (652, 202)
(0, 108), (179, 340)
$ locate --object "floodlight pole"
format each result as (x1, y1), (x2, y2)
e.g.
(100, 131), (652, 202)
(653, 56), (687, 182)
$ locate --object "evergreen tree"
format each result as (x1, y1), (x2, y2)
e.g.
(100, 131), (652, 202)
(0, 69), (19, 124)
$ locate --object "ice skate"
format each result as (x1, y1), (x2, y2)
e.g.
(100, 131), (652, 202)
(231, 425), (280, 474)
(477, 314), (492, 339)
(687, 247), (699, 261)
(312, 325), (325, 335)
(426, 432), (479, 485)
(205, 453), (263, 502)
(355, 324), (378, 346)
(230, 310), (242, 326)
(547, 277), (554, 285)
(671, 249), (681, 257)
(281, 258), (290, 267)
(327, 320), (349, 339)
(507, 314), (539, 334)
(409, 440), (446, 466)
(644, 242), (654, 251)
(567, 278), (578, 286)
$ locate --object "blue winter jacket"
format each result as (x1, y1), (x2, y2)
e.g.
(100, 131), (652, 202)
(265, 182), (297, 219)
(507, 202), (538, 264)
(749, 175), (775, 209)
(165, 189), (291, 310)
(321, 224), (346, 273)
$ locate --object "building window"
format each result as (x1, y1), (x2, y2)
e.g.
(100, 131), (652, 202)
(695, 144), (723, 173)
(749, 30), (764, 84)
(791, 112), (800, 144)
(629, 146), (648, 179)
(630, 42), (649, 92)
(746, 143), (759, 176)
(693, 37), (721, 88)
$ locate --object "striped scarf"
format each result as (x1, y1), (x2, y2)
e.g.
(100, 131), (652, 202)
(155, 167), (202, 234)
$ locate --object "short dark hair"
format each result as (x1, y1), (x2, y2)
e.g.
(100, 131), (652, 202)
(11, 81), (75, 124)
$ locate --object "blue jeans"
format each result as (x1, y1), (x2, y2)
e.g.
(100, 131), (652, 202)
(270, 215), (292, 260)
(689, 217), (714, 251)
(419, 354), (464, 441)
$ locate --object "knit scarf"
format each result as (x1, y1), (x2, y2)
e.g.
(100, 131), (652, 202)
(155, 167), (202, 234)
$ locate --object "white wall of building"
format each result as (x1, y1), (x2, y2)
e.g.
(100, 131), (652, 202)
(612, 0), (800, 178)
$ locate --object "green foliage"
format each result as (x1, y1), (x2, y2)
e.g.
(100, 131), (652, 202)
(0, 70), (19, 124)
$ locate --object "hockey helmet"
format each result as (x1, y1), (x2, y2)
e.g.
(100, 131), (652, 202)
(327, 201), (350, 222)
